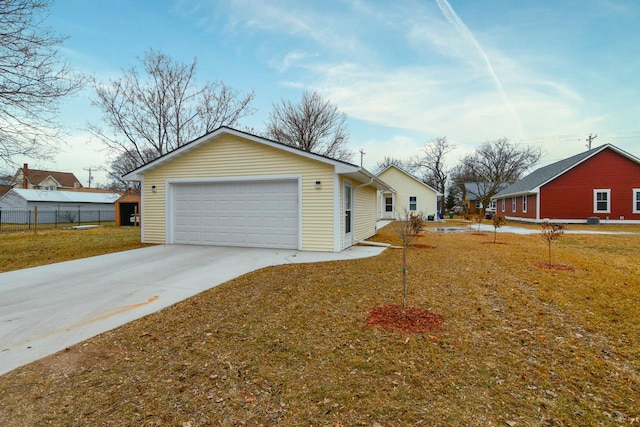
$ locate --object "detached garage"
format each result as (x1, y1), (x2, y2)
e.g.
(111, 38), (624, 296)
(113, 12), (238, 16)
(123, 127), (391, 252)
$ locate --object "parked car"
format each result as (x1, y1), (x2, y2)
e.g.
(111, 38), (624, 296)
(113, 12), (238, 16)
(484, 209), (496, 220)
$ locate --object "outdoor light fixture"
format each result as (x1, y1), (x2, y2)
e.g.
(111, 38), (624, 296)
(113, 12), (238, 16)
(151, 185), (157, 193)
(315, 181), (321, 189)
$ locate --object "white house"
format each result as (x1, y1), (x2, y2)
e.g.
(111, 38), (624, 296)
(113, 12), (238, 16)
(376, 165), (439, 220)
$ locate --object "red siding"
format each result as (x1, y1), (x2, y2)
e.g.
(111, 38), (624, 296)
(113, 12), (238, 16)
(497, 194), (537, 220)
(540, 148), (640, 221)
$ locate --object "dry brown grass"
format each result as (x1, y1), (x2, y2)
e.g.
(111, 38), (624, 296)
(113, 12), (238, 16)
(0, 222), (638, 426)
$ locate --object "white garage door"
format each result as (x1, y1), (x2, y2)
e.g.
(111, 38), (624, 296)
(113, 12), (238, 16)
(172, 180), (299, 249)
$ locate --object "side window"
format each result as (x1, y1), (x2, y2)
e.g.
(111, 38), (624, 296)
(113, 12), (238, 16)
(593, 189), (610, 213)
(409, 196), (417, 211)
(511, 197), (516, 212)
(385, 197), (393, 212)
(522, 195), (527, 213)
(633, 189), (640, 214)
(501, 198), (505, 212)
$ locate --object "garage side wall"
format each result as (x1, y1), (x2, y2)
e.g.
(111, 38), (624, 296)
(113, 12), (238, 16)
(142, 135), (336, 251)
(354, 185), (377, 242)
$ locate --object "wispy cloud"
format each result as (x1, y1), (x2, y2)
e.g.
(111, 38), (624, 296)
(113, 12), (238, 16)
(435, 0), (523, 137)
(187, 0), (612, 148)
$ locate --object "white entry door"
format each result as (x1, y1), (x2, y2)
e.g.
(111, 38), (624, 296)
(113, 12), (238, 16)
(383, 194), (395, 219)
(172, 180), (299, 249)
(344, 181), (353, 248)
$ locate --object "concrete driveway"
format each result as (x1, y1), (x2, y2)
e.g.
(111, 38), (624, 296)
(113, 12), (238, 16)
(0, 244), (386, 376)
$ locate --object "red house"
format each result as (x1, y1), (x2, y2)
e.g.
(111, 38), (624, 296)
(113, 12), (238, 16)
(492, 144), (640, 224)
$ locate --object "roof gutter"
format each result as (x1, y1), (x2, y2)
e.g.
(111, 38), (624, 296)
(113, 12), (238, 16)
(491, 189), (539, 200)
(355, 175), (374, 189)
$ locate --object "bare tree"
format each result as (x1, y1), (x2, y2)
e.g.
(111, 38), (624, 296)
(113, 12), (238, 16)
(0, 0), (82, 167)
(540, 221), (564, 265)
(460, 139), (541, 212)
(265, 91), (352, 161)
(372, 156), (414, 175)
(492, 214), (506, 243)
(391, 210), (423, 310)
(107, 149), (158, 191)
(413, 137), (455, 213)
(89, 49), (256, 175)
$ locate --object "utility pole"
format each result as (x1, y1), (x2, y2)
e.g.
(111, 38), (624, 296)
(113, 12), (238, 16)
(84, 167), (93, 188)
(586, 133), (598, 150)
(359, 149), (366, 167)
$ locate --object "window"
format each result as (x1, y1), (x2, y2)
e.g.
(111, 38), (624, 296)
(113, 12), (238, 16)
(409, 196), (417, 211)
(501, 198), (505, 212)
(475, 200), (481, 209)
(593, 189), (610, 213)
(634, 189), (640, 213)
(512, 197), (517, 212)
(522, 195), (527, 213)
(385, 196), (393, 212)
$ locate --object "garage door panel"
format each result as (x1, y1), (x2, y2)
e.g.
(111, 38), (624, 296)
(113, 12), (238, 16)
(172, 180), (298, 249)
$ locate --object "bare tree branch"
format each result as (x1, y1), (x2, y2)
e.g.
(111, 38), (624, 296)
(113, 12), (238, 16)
(413, 137), (455, 213)
(88, 49), (256, 177)
(372, 156), (415, 175)
(458, 138), (542, 212)
(0, 0), (83, 167)
(265, 91), (353, 162)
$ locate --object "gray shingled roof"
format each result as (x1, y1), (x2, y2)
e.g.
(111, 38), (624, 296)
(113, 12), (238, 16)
(464, 182), (509, 199)
(494, 144), (625, 198)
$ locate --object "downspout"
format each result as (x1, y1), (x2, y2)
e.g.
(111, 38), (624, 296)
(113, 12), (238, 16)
(354, 176), (374, 189)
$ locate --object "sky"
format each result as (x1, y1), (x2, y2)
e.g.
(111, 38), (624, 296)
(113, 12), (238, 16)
(25, 0), (640, 187)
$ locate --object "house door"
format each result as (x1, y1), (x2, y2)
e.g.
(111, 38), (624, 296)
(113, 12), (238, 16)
(344, 182), (353, 248)
(383, 194), (394, 219)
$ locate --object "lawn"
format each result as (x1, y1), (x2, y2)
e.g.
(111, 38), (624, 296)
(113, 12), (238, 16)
(0, 221), (638, 426)
(0, 226), (148, 272)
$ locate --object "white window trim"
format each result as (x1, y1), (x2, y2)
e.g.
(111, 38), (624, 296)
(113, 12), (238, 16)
(408, 195), (417, 212)
(501, 198), (505, 212)
(633, 188), (640, 214)
(593, 189), (611, 213)
(384, 195), (394, 213)
(511, 197), (516, 213)
(522, 195), (527, 213)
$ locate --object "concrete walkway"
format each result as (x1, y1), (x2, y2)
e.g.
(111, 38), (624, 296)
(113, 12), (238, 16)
(465, 223), (638, 235)
(0, 244), (385, 376)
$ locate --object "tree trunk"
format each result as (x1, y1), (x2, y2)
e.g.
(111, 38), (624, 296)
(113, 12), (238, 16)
(402, 245), (408, 310)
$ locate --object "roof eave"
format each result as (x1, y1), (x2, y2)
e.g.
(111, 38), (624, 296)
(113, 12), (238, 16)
(341, 167), (393, 191)
(122, 127), (363, 181)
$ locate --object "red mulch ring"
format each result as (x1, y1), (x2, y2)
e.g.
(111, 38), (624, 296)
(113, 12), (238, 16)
(410, 244), (436, 249)
(481, 241), (508, 245)
(535, 262), (576, 271)
(366, 304), (445, 334)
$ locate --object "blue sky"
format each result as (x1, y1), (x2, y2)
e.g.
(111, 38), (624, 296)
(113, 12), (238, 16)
(40, 0), (640, 186)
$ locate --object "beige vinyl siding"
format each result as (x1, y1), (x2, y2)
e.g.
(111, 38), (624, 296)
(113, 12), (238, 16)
(338, 176), (377, 249)
(354, 184), (377, 242)
(142, 134), (335, 251)
(378, 166), (437, 218)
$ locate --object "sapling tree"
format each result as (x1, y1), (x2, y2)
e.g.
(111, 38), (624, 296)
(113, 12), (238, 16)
(391, 210), (423, 310)
(540, 221), (565, 265)
(474, 213), (484, 232)
(492, 215), (506, 243)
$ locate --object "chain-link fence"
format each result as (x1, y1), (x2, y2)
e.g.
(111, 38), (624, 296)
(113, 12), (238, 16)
(0, 209), (115, 232)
